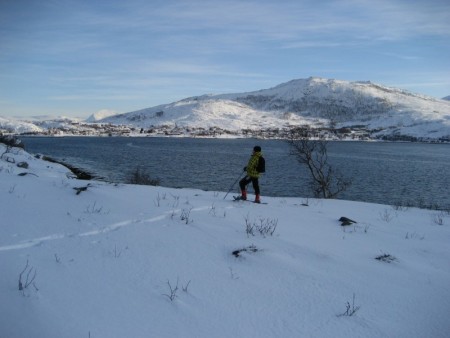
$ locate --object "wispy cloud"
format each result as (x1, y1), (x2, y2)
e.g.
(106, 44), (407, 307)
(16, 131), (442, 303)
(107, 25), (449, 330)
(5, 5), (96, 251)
(3, 0), (449, 58)
(1, 0), (449, 116)
(379, 52), (421, 61)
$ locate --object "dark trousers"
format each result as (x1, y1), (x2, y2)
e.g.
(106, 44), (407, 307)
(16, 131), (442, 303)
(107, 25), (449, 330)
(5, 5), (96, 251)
(239, 176), (260, 195)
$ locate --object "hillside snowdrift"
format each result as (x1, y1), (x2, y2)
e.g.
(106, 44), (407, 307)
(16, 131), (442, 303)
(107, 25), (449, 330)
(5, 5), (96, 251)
(1, 144), (450, 337)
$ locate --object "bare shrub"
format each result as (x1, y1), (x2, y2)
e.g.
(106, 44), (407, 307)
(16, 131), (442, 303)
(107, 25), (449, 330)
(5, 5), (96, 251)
(287, 132), (351, 198)
(85, 201), (106, 214)
(337, 293), (361, 317)
(163, 278), (179, 301)
(182, 280), (191, 292)
(170, 194), (180, 208)
(180, 207), (193, 224)
(0, 136), (25, 155)
(18, 260), (38, 295)
(379, 209), (395, 223)
(432, 211), (446, 226)
(405, 232), (425, 240)
(228, 267), (239, 280)
(244, 214), (278, 237)
(127, 167), (160, 186)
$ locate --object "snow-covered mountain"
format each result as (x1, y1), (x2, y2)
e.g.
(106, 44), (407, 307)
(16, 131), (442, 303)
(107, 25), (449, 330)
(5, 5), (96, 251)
(101, 77), (450, 140)
(0, 115), (83, 133)
(2, 77), (450, 140)
(0, 116), (44, 134)
(0, 115), (99, 136)
(443, 95), (450, 101)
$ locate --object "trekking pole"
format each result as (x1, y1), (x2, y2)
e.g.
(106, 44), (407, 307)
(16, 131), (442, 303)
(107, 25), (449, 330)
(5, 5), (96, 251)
(223, 170), (245, 200)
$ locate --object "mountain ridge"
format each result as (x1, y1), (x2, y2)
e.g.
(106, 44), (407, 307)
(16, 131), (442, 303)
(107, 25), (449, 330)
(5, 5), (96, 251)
(99, 77), (450, 140)
(1, 77), (449, 141)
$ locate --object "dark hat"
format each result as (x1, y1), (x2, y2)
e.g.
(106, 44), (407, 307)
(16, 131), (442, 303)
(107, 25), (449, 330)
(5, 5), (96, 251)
(253, 146), (261, 152)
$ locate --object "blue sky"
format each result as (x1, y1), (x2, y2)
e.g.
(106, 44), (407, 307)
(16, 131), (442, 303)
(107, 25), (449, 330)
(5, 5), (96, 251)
(1, 0), (449, 118)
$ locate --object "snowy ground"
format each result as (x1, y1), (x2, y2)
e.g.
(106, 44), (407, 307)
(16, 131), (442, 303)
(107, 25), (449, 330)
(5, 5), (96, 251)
(1, 144), (449, 338)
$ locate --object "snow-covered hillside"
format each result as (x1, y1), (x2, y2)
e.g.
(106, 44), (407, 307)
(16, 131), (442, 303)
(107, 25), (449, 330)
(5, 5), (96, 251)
(2, 78), (450, 140)
(1, 143), (450, 337)
(0, 116), (44, 134)
(0, 115), (84, 134)
(104, 98), (316, 131)
(101, 77), (450, 140)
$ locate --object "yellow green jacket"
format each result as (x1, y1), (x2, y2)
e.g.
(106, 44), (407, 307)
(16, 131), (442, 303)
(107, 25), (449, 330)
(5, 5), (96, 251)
(246, 151), (262, 178)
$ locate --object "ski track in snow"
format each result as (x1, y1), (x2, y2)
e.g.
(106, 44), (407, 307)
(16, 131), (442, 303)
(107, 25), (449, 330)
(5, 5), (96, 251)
(0, 205), (211, 252)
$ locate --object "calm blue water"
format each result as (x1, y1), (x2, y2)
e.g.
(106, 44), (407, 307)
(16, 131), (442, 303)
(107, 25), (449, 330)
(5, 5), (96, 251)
(22, 137), (450, 209)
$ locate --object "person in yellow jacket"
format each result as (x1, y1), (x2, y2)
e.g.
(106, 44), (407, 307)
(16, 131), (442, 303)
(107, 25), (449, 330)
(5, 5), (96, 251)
(239, 145), (263, 203)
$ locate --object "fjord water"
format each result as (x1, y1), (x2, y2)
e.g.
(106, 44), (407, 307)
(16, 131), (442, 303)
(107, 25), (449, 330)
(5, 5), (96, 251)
(23, 137), (450, 209)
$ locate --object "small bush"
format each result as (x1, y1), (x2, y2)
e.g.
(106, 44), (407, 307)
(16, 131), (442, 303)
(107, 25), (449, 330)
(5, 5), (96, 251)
(0, 135), (25, 149)
(180, 207), (193, 224)
(244, 214), (278, 237)
(375, 253), (397, 263)
(127, 167), (160, 186)
(18, 260), (38, 295)
(337, 293), (361, 317)
(163, 278), (179, 301)
(432, 211), (447, 226)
